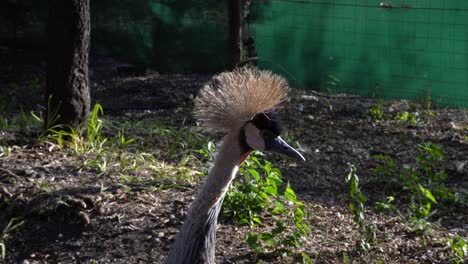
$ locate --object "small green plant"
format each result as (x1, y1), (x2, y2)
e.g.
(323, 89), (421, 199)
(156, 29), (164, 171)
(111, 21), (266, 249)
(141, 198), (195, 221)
(12, 106), (34, 132)
(86, 103), (105, 143)
(374, 196), (397, 214)
(300, 252), (314, 264)
(0, 146), (12, 158)
(421, 89), (433, 110)
(346, 165), (376, 254)
(444, 236), (468, 264)
(198, 141), (217, 160)
(31, 95), (63, 140)
(373, 143), (453, 234)
(370, 100), (384, 122)
(115, 132), (135, 149)
(0, 218), (25, 260)
(35, 179), (51, 193)
(223, 153), (310, 256)
(325, 74), (340, 94)
(396, 111), (418, 126)
(0, 115), (8, 130)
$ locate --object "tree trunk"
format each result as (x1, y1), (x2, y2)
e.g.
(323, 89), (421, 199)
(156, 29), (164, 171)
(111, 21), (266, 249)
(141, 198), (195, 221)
(46, 0), (91, 127)
(227, 0), (242, 69)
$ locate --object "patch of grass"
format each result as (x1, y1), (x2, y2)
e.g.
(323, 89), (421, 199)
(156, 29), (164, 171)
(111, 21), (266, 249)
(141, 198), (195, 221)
(45, 103), (107, 155)
(0, 218), (25, 260)
(33, 104), (213, 184)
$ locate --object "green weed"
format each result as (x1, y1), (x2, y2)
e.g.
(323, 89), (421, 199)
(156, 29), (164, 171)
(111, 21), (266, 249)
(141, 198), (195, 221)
(0, 146), (12, 158)
(300, 252), (314, 264)
(0, 115), (8, 130)
(370, 100), (385, 122)
(325, 74), (340, 94)
(421, 89), (433, 110)
(346, 165), (376, 254)
(374, 196), (397, 214)
(31, 95), (62, 140)
(444, 236), (468, 264)
(373, 143), (454, 235)
(396, 111), (418, 126)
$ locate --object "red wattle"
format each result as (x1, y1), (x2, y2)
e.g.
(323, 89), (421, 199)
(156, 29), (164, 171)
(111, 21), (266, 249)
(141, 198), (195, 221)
(238, 151), (251, 165)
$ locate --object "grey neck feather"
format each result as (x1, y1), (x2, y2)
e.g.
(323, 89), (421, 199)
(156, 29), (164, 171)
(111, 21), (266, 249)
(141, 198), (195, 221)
(166, 132), (242, 264)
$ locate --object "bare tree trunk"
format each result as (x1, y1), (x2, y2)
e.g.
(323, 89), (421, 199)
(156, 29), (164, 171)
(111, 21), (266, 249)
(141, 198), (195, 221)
(227, 0), (242, 69)
(46, 0), (91, 127)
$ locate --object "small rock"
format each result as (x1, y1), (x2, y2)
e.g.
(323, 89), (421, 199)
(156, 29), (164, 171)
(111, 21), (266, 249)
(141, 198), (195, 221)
(79, 211), (91, 225)
(301, 95), (319, 101)
(454, 160), (467, 173)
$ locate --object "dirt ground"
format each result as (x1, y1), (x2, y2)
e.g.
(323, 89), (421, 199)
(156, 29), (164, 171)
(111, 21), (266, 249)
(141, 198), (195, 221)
(0, 52), (467, 263)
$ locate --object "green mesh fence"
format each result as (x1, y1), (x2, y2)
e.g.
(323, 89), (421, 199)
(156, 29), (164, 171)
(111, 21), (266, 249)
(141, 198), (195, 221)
(250, 0), (468, 107)
(1, 0), (228, 73)
(2, 1), (467, 107)
(91, 0), (228, 73)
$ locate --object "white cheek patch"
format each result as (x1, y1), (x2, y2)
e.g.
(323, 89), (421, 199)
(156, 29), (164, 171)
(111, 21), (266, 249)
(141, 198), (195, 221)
(244, 123), (265, 150)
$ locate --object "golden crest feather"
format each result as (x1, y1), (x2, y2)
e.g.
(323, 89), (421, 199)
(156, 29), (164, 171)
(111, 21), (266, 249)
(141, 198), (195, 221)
(194, 67), (289, 134)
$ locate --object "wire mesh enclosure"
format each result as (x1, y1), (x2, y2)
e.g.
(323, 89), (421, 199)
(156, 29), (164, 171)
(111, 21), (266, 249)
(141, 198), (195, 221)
(1, 0), (467, 107)
(91, 0), (228, 73)
(250, 0), (468, 107)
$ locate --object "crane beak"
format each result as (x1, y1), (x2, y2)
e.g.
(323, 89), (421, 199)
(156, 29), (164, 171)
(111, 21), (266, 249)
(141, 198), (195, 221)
(265, 136), (306, 161)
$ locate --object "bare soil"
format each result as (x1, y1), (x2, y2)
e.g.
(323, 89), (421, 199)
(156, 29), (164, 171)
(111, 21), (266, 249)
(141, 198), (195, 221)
(0, 53), (467, 263)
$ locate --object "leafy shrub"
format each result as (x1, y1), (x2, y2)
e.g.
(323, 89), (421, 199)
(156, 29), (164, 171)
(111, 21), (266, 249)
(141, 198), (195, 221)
(373, 143), (453, 226)
(222, 153), (310, 256)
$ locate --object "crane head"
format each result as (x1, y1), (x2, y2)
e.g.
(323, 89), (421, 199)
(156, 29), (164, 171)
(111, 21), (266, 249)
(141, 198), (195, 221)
(241, 112), (305, 161)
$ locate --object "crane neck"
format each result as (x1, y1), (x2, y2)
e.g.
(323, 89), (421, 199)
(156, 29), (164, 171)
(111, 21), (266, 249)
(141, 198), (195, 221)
(198, 131), (247, 208)
(166, 131), (249, 264)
